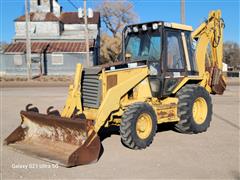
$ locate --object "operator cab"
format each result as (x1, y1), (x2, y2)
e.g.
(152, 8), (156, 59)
(123, 21), (198, 97)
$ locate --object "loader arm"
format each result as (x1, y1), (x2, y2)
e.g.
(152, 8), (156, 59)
(61, 64), (83, 118)
(192, 10), (226, 94)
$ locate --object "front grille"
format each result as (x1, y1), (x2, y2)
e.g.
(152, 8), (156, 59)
(81, 73), (102, 108)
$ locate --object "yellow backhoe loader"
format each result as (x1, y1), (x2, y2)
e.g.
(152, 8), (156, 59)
(4, 10), (226, 167)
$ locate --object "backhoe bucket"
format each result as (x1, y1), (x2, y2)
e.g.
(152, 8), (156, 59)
(4, 111), (101, 167)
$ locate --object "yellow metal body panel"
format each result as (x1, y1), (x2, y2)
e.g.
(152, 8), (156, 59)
(120, 77), (152, 107)
(172, 77), (202, 94)
(83, 108), (98, 120)
(199, 71), (212, 93)
(151, 97), (179, 123)
(94, 66), (149, 132)
(171, 23), (193, 31)
(132, 78), (152, 99)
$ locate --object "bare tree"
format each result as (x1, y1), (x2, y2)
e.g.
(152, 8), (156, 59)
(100, 32), (122, 64)
(0, 42), (9, 52)
(97, 0), (138, 63)
(97, 0), (138, 37)
(223, 41), (240, 69)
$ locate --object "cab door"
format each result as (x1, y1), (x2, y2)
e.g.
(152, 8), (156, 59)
(162, 29), (187, 96)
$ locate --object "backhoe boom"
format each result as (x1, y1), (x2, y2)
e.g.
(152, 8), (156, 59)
(192, 10), (226, 94)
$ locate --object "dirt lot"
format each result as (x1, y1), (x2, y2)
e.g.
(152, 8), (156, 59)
(0, 85), (239, 179)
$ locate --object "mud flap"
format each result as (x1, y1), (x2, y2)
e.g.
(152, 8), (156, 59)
(4, 111), (101, 167)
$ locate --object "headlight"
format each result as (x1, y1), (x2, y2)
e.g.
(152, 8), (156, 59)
(133, 26), (139, 33)
(127, 27), (132, 33)
(164, 22), (172, 28)
(152, 23), (158, 30)
(142, 24), (147, 31)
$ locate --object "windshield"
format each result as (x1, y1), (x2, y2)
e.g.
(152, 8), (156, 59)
(125, 30), (161, 61)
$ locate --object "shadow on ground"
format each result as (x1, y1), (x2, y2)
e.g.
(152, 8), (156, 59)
(97, 122), (177, 160)
(98, 122), (176, 142)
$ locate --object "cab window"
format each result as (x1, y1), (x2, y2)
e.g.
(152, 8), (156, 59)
(167, 32), (185, 70)
(125, 30), (161, 62)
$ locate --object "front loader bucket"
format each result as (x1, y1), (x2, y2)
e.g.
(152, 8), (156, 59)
(4, 111), (101, 167)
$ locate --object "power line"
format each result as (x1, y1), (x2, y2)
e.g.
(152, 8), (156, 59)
(67, 0), (78, 9)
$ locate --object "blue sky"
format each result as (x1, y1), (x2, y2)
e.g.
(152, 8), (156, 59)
(0, 0), (239, 43)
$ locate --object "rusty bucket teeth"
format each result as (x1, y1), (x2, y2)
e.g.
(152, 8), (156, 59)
(4, 111), (101, 167)
(46, 106), (61, 116)
(26, 104), (39, 113)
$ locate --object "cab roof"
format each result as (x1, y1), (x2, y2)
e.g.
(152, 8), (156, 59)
(127, 21), (193, 32)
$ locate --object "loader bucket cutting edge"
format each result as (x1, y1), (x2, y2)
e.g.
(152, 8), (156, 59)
(4, 111), (101, 167)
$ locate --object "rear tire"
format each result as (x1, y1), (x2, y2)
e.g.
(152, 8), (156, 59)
(175, 84), (212, 133)
(120, 102), (157, 149)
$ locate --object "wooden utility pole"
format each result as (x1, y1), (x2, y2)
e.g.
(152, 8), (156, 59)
(181, 0), (185, 24)
(83, 0), (90, 66)
(25, 0), (32, 80)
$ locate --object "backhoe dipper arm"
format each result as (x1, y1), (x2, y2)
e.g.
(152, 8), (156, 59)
(192, 10), (226, 94)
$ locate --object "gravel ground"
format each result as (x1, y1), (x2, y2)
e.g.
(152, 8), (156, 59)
(0, 85), (239, 179)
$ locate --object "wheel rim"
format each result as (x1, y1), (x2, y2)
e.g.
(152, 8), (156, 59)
(192, 97), (208, 124)
(136, 113), (152, 139)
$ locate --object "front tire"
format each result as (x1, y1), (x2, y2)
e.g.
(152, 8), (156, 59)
(175, 84), (213, 133)
(120, 102), (157, 149)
